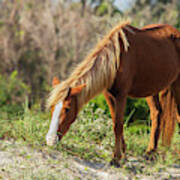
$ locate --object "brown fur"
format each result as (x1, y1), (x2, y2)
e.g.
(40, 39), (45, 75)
(141, 24), (180, 153)
(47, 21), (130, 110)
(145, 88), (177, 153)
(160, 88), (176, 146)
(47, 22), (180, 166)
(153, 88), (180, 146)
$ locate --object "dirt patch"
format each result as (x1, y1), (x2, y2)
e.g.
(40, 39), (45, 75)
(0, 140), (180, 180)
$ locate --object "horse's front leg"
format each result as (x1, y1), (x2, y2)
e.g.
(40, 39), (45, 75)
(105, 92), (126, 167)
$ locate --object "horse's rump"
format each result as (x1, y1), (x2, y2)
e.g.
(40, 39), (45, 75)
(121, 25), (180, 98)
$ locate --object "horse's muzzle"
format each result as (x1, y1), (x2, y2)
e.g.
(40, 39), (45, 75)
(46, 134), (59, 146)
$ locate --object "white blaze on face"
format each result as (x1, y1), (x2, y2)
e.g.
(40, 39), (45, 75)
(46, 101), (63, 146)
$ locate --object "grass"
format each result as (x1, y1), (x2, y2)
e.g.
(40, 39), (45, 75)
(0, 102), (179, 168)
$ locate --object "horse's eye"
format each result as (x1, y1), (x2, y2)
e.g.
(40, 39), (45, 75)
(65, 108), (70, 113)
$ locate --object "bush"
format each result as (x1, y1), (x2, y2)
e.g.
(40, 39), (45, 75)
(89, 94), (149, 124)
(89, 94), (110, 116)
(0, 71), (29, 115)
(125, 98), (149, 124)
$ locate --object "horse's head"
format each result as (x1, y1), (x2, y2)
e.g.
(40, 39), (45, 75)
(46, 77), (86, 146)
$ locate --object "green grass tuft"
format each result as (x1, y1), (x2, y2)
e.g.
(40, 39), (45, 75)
(0, 102), (179, 166)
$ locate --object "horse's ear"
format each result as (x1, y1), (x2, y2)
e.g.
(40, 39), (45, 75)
(70, 84), (86, 96)
(52, 77), (60, 87)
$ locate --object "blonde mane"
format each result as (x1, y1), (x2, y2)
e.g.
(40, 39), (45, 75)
(47, 21), (130, 109)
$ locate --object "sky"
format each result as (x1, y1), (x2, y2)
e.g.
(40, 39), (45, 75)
(114, 0), (134, 11)
(67, 0), (135, 11)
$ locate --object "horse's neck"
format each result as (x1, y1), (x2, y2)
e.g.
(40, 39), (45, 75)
(74, 26), (130, 109)
(76, 50), (117, 108)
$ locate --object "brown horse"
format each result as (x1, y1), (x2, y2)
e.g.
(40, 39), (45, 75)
(141, 23), (180, 154)
(49, 77), (180, 155)
(46, 21), (180, 166)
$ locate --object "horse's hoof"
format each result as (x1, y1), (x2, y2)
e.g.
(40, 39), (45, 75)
(110, 159), (120, 168)
(144, 151), (158, 161)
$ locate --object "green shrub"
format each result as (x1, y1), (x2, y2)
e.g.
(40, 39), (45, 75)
(125, 98), (149, 124)
(89, 94), (149, 124)
(0, 71), (29, 115)
(89, 94), (110, 116)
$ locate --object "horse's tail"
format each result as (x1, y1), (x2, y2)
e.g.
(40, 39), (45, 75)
(161, 88), (176, 146)
(171, 27), (180, 54)
(176, 101), (180, 134)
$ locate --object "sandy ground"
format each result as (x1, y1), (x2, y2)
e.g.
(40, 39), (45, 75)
(0, 140), (180, 180)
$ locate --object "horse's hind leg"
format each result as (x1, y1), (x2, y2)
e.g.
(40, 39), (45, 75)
(172, 76), (180, 115)
(171, 76), (180, 135)
(177, 112), (180, 134)
(146, 95), (162, 154)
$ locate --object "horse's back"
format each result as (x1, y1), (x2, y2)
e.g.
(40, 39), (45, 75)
(142, 24), (180, 33)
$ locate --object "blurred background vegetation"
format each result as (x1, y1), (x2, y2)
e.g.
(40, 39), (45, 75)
(0, 0), (179, 124)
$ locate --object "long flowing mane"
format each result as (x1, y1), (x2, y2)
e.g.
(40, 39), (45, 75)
(47, 21), (130, 109)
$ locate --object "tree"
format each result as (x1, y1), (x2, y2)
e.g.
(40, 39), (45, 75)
(130, 0), (179, 26)
(80, 0), (121, 16)
(81, 0), (86, 16)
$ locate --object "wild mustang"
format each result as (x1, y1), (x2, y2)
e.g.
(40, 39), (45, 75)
(46, 21), (180, 167)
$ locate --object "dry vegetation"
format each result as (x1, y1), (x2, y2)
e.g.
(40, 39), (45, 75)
(0, 0), (180, 179)
(0, 0), (179, 105)
(0, 0), (110, 103)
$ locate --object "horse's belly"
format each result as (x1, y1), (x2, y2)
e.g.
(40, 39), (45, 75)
(129, 86), (168, 98)
(128, 64), (179, 98)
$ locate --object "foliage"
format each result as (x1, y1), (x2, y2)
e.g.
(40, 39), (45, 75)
(0, 71), (29, 115)
(0, 0), (179, 119)
(89, 94), (149, 124)
(0, 104), (179, 166)
(125, 98), (149, 124)
(93, 0), (121, 16)
(0, 1), (179, 177)
(89, 94), (110, 116)
(130, 0), (179, 26)
(0, 0), (115, 106)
